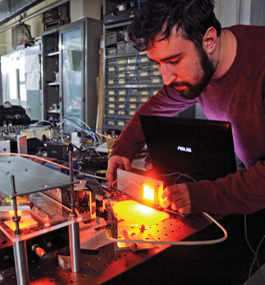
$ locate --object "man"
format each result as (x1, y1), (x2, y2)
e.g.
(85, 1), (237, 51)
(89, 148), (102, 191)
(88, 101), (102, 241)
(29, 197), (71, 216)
(106, 0), (265, 215)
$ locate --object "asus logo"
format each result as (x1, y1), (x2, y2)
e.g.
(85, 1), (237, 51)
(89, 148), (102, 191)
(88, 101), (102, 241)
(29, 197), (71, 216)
(177, 146), (192, 153)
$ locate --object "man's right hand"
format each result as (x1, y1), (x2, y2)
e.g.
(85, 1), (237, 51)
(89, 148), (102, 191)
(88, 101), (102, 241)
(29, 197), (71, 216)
(106, 155), (132, 186)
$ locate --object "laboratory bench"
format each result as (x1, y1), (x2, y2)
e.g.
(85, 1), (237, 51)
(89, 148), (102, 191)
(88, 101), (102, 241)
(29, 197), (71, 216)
(1, 208), (265, 284)
(0, 153), (265, 285)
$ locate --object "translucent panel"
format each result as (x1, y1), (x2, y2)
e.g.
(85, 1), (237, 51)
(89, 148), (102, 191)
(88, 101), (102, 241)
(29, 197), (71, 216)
(61, 28), (83, 132)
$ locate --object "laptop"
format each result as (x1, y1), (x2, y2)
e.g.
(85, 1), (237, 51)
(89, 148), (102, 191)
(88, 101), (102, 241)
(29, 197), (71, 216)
(139, 114), (237, 184)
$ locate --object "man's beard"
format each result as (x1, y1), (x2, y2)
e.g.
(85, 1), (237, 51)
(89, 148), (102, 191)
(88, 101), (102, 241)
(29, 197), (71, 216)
(170, 49), (215, 100)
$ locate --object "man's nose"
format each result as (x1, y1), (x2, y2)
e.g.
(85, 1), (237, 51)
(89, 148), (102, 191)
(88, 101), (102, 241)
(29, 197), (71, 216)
(159, 64), (177, 86)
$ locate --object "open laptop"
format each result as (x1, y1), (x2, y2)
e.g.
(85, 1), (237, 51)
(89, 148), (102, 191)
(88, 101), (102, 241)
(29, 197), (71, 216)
(139, 114), (237, 184)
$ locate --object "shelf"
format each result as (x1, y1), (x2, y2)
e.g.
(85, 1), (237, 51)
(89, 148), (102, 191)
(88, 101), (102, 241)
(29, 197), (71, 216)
(105, 20), (131, 30)
(47, 82), (60, 86)
(105, 84), (163, 89)
(106, 52), (145, 59)
(105, 114), (132, 120)
(47, 51), (59, 56)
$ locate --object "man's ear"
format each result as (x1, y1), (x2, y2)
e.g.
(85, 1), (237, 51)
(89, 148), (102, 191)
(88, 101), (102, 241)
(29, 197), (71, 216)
(203, 27), (217, 55)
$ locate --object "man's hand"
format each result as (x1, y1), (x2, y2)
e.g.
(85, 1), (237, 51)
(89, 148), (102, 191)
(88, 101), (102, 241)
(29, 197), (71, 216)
(161, 184), (191, 215)
(106, 155), (132, 186)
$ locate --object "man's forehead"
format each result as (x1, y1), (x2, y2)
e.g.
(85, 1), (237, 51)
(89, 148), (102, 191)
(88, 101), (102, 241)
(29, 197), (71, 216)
(147, 28), (188, 53)
(155, 25), (184, 41)
(150, 27), (186, 49)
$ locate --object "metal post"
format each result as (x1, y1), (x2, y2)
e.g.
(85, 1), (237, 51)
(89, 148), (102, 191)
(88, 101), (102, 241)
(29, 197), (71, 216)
(10, 175), (30, 285)
(68, 144), (75, 216)
(13, 240), (30, 285)
(10, 175), (21, 236)
(96, 194), (103, 225)
(68, 144), (81, 272)
(69, 222), (81, 272)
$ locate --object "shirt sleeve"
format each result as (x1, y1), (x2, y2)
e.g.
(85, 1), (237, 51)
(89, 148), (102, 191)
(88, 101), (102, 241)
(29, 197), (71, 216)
(187, 160), (265, 214)
(111, 85), (198, 160)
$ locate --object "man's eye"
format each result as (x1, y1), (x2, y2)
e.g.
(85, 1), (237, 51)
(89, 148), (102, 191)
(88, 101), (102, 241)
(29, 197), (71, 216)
(169, 59), (180, 65)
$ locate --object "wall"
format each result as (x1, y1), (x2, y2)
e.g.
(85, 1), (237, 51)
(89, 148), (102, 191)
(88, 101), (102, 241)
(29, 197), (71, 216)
(71, 0), (102, 21)
(0, 0), (56, 55)
(215, 0), (265, 26)
(250, 0), (265, 25)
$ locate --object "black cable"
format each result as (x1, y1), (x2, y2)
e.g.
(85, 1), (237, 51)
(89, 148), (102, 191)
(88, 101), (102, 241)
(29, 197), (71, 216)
(22, 23), (32, 39)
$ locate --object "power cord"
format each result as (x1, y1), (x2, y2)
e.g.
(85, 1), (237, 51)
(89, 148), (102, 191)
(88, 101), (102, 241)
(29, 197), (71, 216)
(244, 214), (265, 283)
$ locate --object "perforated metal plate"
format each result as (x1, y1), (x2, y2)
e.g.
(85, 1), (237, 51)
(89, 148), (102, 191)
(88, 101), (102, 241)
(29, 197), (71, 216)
(0, 156), (76, 198)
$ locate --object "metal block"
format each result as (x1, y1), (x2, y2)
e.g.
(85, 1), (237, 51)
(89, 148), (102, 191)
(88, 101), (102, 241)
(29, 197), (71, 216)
(17, 135), (27, 154)
(0, 140), (10, 153)
(58, 255), (71, 270)
(116, 169), (164, 208)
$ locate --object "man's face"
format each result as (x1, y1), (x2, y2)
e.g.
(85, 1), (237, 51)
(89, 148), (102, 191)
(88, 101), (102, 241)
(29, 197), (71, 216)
(146, 29), (215, 99)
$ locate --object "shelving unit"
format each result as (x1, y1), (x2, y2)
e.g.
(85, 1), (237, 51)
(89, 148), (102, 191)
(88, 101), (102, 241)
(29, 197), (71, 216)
(103, 1), (163, 130)
(41, 18), (102, 129)
(42, 30), (60, 121)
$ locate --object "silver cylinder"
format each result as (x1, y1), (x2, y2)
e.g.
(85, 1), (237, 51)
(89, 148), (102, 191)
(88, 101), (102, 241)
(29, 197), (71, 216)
(69, 222), (81, 272)
(13, 240), (30, 285)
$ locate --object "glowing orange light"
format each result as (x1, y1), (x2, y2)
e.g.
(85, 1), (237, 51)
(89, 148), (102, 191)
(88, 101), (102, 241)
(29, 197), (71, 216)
(8, 210), (21, 217)
(143, 184), (155, 202)
(36, 247), (46, 257)
(113, 200), (168, 226)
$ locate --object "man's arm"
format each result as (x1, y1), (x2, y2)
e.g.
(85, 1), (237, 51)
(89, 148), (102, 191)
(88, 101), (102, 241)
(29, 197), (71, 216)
(112, 85), (198, 159)
(174, 160), (265, 215)
(106, 86), (198, 184)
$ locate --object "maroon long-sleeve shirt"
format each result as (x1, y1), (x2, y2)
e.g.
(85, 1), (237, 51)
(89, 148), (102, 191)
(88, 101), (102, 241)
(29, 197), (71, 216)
(111, 25), (265, 214)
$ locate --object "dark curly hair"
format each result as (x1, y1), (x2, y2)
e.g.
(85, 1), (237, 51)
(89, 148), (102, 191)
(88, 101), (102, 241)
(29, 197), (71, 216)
(128, 0), (221, 52)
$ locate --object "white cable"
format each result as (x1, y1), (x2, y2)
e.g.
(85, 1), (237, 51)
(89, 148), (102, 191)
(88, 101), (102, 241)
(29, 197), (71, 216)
(97, 133), (108, 139)
(163, 171), (197, 183)
(59, 119), (101, 143)
(58, 119), (98, 143)
(61, 117), (108, 140)
(31, 120), (52, 126)
(67, 116), (92, 130)
(109, 211), (228, 245)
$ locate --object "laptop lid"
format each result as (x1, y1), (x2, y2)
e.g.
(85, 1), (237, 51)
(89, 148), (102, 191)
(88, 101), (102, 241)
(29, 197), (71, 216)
(139, 114), (237, 182)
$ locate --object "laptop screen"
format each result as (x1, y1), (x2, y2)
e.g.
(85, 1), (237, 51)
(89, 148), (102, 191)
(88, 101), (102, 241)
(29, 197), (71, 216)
(139, 114), (237, 183)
